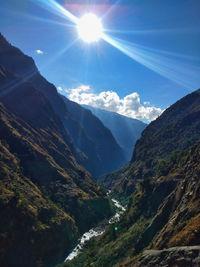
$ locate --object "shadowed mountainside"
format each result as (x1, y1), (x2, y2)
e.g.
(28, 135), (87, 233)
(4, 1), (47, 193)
(82, 105), (147, 161)
(0, 62), (114, 266)
(61, 97), (126, 178)
(0, 33), (126, 178)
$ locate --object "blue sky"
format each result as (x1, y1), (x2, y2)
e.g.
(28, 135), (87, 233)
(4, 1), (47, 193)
(0, 0), (200, 122)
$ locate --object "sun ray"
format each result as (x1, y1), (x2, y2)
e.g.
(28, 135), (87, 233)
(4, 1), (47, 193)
(83, 46), (90, 84)
(33, 0), (200, 90)
(40, 38), (80, 68)
(104, 27), (200, 38)
(5, 7), (76, 28)
(0, 38), (79, 98)
(102, 0), (122, 19)
(21, 13), (75, 28)
(34, 0), (79, 24)
(102, 34), (200, 89)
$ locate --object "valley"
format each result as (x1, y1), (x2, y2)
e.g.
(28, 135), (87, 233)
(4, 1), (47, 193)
(0, 2), (200, 266)
(64, 197), (126, 262)
(58, 89), (200, 267)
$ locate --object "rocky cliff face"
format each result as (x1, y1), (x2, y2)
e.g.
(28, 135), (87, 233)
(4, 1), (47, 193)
(104, 89), (200, 195)
(0, 53), (113, 266)
(121, 246), (200, 267)
(61, 90), (200, 267)
(0, 33), (126, 178)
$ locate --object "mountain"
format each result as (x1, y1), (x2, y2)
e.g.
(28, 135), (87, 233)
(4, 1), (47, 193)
(61, 89), (200, 267)
(0, 51), (114, 265)
(0, 33), (126, 178)
(103, 89), (200, 194)
(0, 34), (66, 117)
(61, 97), (126, 178)
(82, 105), (147, 161)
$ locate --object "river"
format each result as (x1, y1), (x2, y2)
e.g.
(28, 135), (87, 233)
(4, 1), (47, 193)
(64, 197), (126, 262)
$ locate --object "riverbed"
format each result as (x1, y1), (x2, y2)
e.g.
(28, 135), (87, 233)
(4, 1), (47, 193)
(64, 198), (126, 262)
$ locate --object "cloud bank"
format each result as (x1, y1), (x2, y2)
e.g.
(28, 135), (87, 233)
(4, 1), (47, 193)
(66, 85), (164, 122)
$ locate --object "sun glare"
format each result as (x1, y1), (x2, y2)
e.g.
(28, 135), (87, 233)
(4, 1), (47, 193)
(77, 13), (103, 43)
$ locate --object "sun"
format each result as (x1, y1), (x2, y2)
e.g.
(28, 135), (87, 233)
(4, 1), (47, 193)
(77, 13), (103, 43)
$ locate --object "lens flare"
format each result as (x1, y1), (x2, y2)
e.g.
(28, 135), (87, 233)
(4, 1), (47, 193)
(34, 0), (200, 89)
(77, 14), (103, 43)
(102, 34), (200, 89)
(35, 0), (79, 24)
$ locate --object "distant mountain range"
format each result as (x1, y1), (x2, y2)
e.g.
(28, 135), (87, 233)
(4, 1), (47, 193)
(82, 105), (147, 161)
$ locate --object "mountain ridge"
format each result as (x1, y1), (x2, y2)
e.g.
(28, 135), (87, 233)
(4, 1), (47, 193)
(0, 33), (126, 177)
(61, 96), (127, 178)
(103, 88), (200, 195)
(0, 38), (114, 266)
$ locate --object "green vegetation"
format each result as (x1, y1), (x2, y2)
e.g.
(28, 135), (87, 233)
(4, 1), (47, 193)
(104, 89), (200, 197)
(59, 139), (200, 267)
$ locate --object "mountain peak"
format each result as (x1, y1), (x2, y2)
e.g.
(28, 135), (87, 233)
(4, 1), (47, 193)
(0, 32), (10, 46)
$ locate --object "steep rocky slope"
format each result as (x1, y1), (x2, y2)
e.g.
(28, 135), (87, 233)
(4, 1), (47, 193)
(0, 33), (126, 177)
(60, 90), (200, 267)
(0, 137), (78, 267)
(120, 246), (200, 267)
(104, 89), (200, 195)
(83, 105), (147, 161)
(0, 64), (114, 266)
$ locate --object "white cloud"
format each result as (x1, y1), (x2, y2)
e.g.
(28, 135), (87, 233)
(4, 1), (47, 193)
(67, 85), (164, 122)
(35, 49), (44, 55)
(144, 101), (150, 105)
(57, 86), (63, 91)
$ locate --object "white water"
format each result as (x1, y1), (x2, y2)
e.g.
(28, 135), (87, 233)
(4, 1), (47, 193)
(65, 228), (104, 261)
(64, 198), (126, 262)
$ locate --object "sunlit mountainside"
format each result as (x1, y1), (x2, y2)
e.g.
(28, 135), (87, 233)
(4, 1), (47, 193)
(102, 89), (200, 195)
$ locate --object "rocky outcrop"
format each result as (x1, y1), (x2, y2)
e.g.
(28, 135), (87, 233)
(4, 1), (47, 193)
(122, 246), (200, 267)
